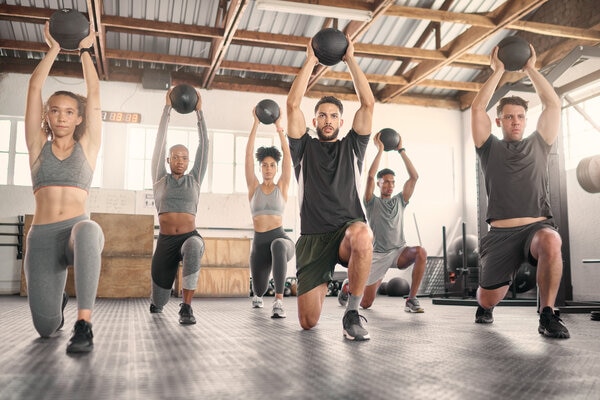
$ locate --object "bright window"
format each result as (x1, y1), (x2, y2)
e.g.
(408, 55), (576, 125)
(0, 120), (10, 185)
(13, 122), (30, 186)
(562, 84), (600, 170)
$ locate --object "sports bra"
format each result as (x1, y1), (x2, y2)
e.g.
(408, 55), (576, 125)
(31, 141), (93, 192)
(250, 185), (285, 218)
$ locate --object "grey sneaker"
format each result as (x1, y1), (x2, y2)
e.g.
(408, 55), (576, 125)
(178, 303), (196, 325)
(475, 305), (494, 324)
(342, 310), (370, 341)
(337, 278), (349, 307)
(252, 295), (264, 308)
(271, 299), (286, 318)
(405, 297), (424, 313)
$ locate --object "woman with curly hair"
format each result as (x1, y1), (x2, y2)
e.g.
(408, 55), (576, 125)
(245, 106), (294, 318)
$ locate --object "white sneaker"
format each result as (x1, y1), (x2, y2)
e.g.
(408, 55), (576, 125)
(252, 295), (264, 308)
(271, 299), (286, 318)
(337, 278), (349, 307)
(405, 297), (424, 313)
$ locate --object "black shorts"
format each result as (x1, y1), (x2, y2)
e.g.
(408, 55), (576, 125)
(479, 218), (557, 289)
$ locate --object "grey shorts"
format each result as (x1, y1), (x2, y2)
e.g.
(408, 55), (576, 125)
(479, 218), (558, 289)
(367, 246), (407, 286)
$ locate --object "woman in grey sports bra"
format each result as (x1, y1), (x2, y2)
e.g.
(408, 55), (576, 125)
(245, 106), (295, 318)
(148, 87), (208, 325)
(23, 22), (104, 354)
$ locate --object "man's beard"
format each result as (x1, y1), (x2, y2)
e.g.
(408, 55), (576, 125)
(316, 125), (339, 141)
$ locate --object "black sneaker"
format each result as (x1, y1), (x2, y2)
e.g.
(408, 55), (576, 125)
(179, 303), (196, 325)
(66, 320), (94, 353)
(539, 307), (570, 339)
(475, 305), (494, 324)
(149, 303), (163, 313)
(342, 310), (370, 341)
(57, 292), (68, 331)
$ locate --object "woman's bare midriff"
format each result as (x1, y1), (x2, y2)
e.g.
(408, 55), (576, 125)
(253, 214), (283, 233)
(33, 186), (88, 225)
(158, 212), (197, 235)
(490, 216), (547, 228)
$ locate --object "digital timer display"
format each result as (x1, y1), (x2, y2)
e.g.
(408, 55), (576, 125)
(102, 111), (142, 123)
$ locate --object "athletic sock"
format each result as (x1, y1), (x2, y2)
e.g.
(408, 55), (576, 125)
(346, 294), (361, 313)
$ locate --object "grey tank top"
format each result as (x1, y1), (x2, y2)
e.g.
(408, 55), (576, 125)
(250, 185), (285, 217)
(31, 141), (93, 192)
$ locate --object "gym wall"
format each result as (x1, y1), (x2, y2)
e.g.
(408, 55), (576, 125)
(0, 72), (467, 295)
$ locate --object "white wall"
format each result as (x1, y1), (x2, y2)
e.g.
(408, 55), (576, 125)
(565, 168), (600, 302)
(0, 72), (464, 294)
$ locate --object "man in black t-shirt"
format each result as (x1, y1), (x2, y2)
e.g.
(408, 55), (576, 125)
(286, 35), (374, 341)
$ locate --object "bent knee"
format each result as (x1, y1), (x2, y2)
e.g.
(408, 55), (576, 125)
(360, 300), (374, 309)
(347, 222), (373, 243)
(535, 228), (562, 247)
(182, 236), (205, 255)
(532, 229), (562, 259)
(299, 316), (319, 330)
(477, 286), (508, 308)
(32, 318), (59, 338)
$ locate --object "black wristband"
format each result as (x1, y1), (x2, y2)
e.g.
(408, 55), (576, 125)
(398, 148), (406, 153)
(79, 47), (93, 57)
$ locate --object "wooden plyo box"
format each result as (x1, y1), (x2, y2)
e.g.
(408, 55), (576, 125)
(174, 237), (251, 298)
(20, 213), (154, 298)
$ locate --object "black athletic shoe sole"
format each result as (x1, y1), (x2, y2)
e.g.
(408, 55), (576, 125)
(57, 292), (68, 331)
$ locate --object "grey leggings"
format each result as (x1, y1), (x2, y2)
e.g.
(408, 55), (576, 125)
(250, 227), (294, 296)
(24, 215), (105, 337)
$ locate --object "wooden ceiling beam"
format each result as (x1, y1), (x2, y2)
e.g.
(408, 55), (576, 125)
(377, 0), (549, 102)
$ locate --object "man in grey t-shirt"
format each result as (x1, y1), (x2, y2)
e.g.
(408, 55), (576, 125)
(471, 44), (569, 339)
(338, 131), (427, 313)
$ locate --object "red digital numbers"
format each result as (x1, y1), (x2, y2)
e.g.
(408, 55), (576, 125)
(102, 111), (141, 123)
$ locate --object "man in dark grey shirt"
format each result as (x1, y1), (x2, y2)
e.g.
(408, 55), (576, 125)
(471, 43), (569, 339)
(287, 35), (374, 341)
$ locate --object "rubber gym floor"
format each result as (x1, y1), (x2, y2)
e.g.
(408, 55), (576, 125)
(0, 294), (598, 400)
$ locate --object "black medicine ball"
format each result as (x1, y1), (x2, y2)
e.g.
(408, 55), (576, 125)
(255, 99), (280, 125)
(379, 128), (400, 151)
(49, 9), (90, 51)
(311, 28), (348, 66)
(386, 277), (410, 297)
(497, 36), (531, 72)
(170, 85), (199, 114)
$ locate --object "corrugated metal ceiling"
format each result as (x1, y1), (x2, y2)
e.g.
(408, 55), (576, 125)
(1, 0), (599, 110)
